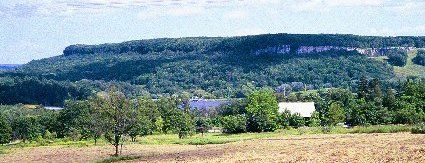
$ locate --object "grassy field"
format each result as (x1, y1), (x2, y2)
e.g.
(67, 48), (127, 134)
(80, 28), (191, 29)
(394, 50), (425, 78)
(375, 49), (425, 78)
(0, 125), (423, 162)
(0, 132), (424, 163)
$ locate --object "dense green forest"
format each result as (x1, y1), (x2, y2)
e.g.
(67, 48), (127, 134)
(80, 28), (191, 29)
(0, 79), (423, 152)
(1, 33), (425, 105)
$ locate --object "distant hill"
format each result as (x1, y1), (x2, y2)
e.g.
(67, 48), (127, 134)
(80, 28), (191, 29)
(0, 64), (21, 71)
(1, 33), (425, 105)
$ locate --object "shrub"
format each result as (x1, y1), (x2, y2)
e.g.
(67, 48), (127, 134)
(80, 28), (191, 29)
(411, 123), (425, 134)
(277, 110), (291, 128)
(289, 113), (305, 128)
(221, 115), (247, 134)
(308, 111), (321, 127)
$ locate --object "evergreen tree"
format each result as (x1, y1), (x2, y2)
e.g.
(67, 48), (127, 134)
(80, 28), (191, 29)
(383, 89), (396, 110)
(0, 114), (12, 144)
(328, 102), (346, 125)
(358, 76), (369, 99)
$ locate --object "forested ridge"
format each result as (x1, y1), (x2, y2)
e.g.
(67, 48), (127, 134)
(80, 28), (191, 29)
(1, 33), (425, 105)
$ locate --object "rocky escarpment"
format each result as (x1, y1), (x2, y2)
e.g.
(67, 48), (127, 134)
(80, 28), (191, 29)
(252, 45), (414, 57)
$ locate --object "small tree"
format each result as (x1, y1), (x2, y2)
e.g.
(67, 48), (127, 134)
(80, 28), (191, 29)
(246, 90), (279, 132)
(277, 110), (291, 128)
(0, 114), (12, 144)
(176, 111), (195, 139)
(94, 89), (138, 156)
(328, 102), (345, 125)
(128, 115), (152, 142)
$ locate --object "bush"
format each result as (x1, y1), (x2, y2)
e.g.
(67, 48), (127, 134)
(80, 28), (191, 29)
(412, 50), (425, 66)
(308, 111), (321, 127)
(277, 110), (291, 128)
(221, 115), (247, 134)
(289, 113), (305, 128)
(411, 123), (425, 134)
(387, 49), (408, 66)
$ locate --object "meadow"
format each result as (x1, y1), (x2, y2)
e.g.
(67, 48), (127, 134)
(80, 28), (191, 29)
(1, 125), (423, 163)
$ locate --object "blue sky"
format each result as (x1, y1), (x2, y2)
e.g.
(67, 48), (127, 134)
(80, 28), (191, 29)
(1, 0), (425, 64)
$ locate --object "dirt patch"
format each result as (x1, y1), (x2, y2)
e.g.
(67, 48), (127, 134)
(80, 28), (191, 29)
(1, 133), (424, 163)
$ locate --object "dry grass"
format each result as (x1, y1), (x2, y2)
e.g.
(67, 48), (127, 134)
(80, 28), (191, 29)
(1, 133), (424, 163)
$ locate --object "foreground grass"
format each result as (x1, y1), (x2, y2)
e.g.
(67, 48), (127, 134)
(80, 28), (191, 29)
(0, 124), (414, 156)
(137, 132), (280, 145)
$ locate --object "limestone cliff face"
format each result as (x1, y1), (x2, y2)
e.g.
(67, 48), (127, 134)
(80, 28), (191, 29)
(252, 45), (291, 55)
(252, 45), (413, 57)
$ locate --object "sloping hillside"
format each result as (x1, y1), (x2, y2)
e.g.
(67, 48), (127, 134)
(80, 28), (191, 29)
(1, 33), (424, 105)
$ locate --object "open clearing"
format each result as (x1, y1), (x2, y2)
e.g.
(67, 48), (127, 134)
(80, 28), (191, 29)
(1, 133), (424, 163)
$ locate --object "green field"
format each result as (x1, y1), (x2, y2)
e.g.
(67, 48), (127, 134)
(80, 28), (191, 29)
(392, 50), (425, 78)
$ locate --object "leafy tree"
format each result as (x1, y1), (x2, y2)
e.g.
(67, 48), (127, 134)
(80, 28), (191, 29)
(357, 76), (369, 99)
(154, 117), (164, 134)
(175, 111), (195, 139)
(387, 49), (408, 66)
(94, 89), (138, 156)
(128, 115), (152, 142)
(13, 116), (42, 142)
(0, 114), (12, 144)
(246, 90), (279, 132)
(195, 117), (210, 134)
(347, 99), (367, 126)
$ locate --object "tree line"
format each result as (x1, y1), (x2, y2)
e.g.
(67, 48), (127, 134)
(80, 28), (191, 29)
(0, 78), (423, 155)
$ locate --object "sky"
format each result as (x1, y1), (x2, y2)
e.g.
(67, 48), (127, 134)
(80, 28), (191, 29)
(0, 0), (425, 64)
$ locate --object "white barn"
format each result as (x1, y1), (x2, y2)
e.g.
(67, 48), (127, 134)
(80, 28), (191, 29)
(278, 102), (316, 117)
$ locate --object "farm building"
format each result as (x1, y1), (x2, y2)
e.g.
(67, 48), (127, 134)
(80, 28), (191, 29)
(278, 102), (316, 117)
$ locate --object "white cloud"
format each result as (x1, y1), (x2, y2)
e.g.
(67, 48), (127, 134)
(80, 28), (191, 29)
(137, 5), (205, 20)
(370, 25), (425, 36)
(167, 6), (204, 16)
(287, 0), (385, 12)
(1, 0), (424, 18)
(390, 1), (425, 15)
(224, 10), (247, 20)
(234, 28), (267, 36)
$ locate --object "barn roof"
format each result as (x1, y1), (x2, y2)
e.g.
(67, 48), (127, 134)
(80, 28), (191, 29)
(278, 102), (316, 117)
